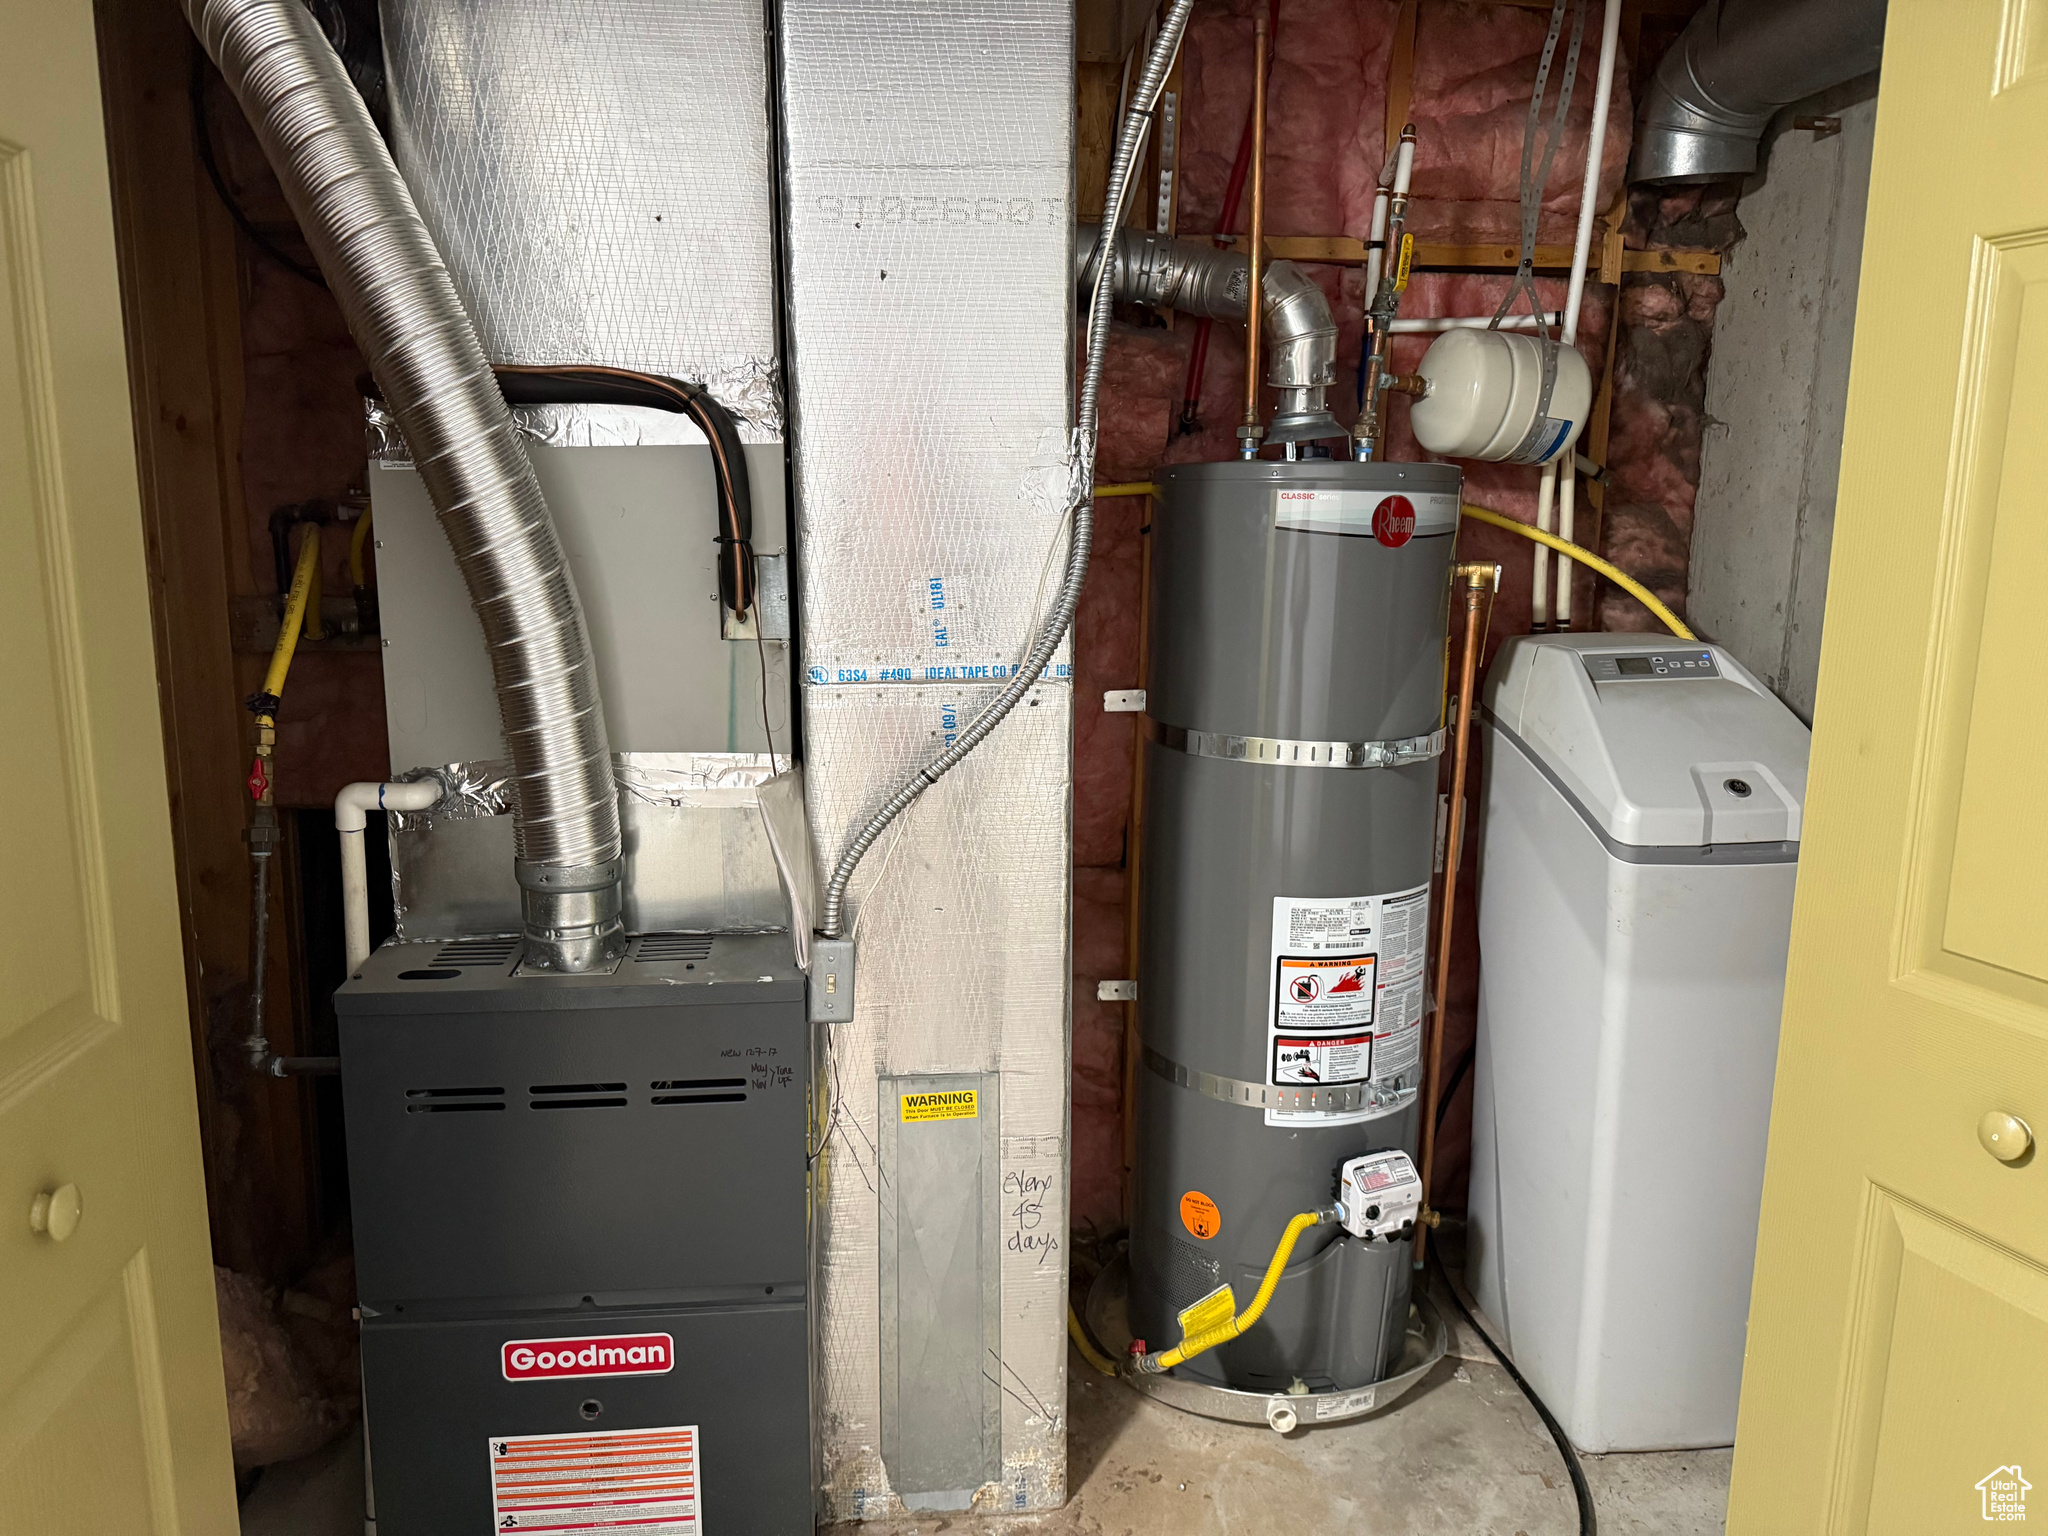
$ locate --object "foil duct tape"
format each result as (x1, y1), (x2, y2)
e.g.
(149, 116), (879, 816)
(365, 399), (722, 465)
(388, 753), (792, 940)
(380, 0), (784, 438)
(778, 0), (1078, 684)
(800, 683), (1072, 1519)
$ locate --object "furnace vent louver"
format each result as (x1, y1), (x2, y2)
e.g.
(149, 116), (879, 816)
(404, 1086), (507, 1114)
(652, 1077), (749, 1106)
(632, 934), (715, 963)
(529, 1083), (629, 1110)
(431, 938), (520, 970)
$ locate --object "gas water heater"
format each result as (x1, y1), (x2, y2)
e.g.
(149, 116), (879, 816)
(1129, 459), (1459, 1393)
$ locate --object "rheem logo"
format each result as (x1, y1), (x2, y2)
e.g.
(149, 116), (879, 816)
(501, 1333), (675, 1381)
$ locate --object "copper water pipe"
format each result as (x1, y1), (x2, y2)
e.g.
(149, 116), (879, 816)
(1239, 13), (1269, 458)
(1414, 560), (1498, 1266)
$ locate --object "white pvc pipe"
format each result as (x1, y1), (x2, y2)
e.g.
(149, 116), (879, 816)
(336, 780), (443, 974)
(1555, 0), (1623, 627)
(1532, 461), (1557, 626)
(1364, 189), (1389, 303)
(1391, 312), (1562, 334)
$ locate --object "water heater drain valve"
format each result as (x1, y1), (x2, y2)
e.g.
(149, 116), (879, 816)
(1336, 1150), (1423, 1242)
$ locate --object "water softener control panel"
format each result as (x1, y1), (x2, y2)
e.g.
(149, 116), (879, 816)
(1581, 649), (1721, 682)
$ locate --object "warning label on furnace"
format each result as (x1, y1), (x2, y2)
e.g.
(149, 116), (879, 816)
(488, 1425), (700, 1533)
(901, 1089), (978, 1123)
(1266, 887), (1430, 1126)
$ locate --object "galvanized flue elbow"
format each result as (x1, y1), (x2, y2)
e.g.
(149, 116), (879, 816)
(1078, 227), (1345, 446)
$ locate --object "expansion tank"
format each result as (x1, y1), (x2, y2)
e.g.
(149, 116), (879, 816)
(1130, 459), (1459, 1391)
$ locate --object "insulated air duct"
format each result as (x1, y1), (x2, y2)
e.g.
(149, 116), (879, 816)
(1630, 0), (1887, 185)
(186, 0), (625, 972)
(1080, 228), (1345, 445)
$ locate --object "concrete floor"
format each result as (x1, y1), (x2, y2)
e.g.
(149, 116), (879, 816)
(240, 1271), (1730, 1535)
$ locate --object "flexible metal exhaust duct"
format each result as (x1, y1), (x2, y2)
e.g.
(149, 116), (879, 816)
(186, 0), (625, 972)
(1080, 227), (1344, 444)
(1630, 0), (1887, 185)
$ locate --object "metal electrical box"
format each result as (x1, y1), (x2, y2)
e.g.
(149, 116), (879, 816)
(335, 932), (811, 1534)
(1468, 634), (1810, 1452)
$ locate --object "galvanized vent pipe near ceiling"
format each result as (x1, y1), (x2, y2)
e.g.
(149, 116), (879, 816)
(185, 0), (626, 972)
(1631, 0), (1888, 185)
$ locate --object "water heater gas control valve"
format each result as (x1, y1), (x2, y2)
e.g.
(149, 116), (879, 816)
(1336, 1150), (1423, 1242)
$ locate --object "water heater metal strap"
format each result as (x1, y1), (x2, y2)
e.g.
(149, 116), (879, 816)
(1144, 1045), (1370, 1115)
(1157, 725), (1445, 770)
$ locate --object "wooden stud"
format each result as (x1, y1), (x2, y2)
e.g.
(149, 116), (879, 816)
(1385, 0), (1420, 158)
(1259, 235), (1720, 276)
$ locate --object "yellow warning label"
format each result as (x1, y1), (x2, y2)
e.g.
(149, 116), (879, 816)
(1177, 1283), (1237, 1338)
(900, 1089), (978, 1124)
(1394, 231), (1414, 293)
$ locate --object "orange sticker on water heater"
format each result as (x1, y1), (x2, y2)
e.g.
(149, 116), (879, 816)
(1179, 1190), (1221, 1240)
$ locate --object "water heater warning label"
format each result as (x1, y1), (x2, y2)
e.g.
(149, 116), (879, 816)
(1266, 887), (1429, 1127)
(488, 1425), (700, 1533)
(1276, 955), (1378, 1030)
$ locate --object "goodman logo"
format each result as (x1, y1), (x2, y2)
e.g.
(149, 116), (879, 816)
(501, 1333), (674, 1382)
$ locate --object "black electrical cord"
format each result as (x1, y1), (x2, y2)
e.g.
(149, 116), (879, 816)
(188, 39), (329, 290)
(1429, 1242), (1596, 1535)
(1435, 1043), (1476, 1133)
(491, 364), (757, 623)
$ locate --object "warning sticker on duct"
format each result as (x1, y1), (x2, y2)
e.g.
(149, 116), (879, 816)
(1273, 1032), (1372, 1087)
(488, 1425), (700, 1533)
(1272, 488), (1458, 538)
(1266, 887), (1430, 1127)
(901, 1089), (979, 1123)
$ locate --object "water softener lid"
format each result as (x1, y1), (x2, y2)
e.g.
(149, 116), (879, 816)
(1481, 635), (1812, 850)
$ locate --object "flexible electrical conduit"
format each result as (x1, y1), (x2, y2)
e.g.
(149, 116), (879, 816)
(186, 0), (624, 973)
(815, 0), (1195, 941)
(1131, 1209), (1335, 1374)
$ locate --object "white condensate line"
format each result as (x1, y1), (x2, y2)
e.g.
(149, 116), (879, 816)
(1549, 0), (1622, 629)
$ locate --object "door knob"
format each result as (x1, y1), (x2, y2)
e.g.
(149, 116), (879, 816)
(1978, 1111), (2033, 1164)
(28, 1183), (82, 1242)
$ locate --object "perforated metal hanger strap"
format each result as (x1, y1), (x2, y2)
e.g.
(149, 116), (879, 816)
(1491, 0), (1588, 338)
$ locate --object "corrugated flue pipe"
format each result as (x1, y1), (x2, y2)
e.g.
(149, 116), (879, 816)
(1630, 0), (1887, 185)
(186, 0), (624, 972)
(1078, 228), (1344, 446)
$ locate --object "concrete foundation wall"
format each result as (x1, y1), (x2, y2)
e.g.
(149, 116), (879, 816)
(1689, 78), (1879, 723)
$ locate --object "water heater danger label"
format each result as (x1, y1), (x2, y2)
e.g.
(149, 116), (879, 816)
(901, 1089), (978, 1123)
(502, 1333), (674, 1382)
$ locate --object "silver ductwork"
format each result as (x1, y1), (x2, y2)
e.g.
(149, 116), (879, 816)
(1630, 0), (1887, 185)
(1080, 227), (1345, 444)
(187, 0), (625, 972)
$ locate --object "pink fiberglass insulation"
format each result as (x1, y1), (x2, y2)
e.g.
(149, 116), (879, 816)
(1071, 0), (1731, 1234)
